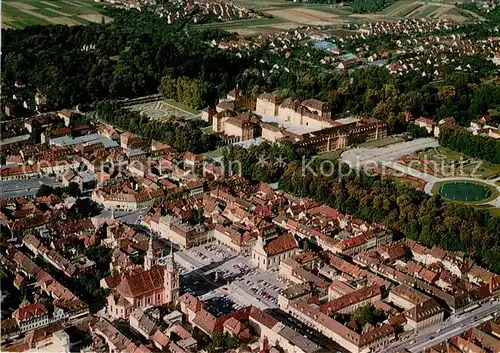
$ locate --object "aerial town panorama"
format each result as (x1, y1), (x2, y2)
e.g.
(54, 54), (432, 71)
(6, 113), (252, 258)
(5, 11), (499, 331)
(1, 0), (500, 353)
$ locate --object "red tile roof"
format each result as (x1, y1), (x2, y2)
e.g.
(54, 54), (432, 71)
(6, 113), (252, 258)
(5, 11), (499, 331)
(14, 303), (47, 322)
(152, 330), (170, 348)
(320, 284), (382, 314)
(264, 233), (297, 256)
(178, 293), (202, 313)
(116, 267), (164, 298)
(193, 309), (222, 335)
(249, 306), (278, 329)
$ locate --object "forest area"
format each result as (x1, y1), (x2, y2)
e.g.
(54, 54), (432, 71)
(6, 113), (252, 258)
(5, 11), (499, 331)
(439, 126), (500, 165)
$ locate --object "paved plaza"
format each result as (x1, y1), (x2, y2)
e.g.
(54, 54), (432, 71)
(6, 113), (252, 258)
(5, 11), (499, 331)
(172, 242), (288, 312)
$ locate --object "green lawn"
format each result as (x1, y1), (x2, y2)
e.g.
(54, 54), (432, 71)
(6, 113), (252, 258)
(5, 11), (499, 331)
(163, 99), (200, 115)
(438, 147), (464, 160)
(391, 176), (422, 189)
(490, 208), (500, 217)
(462, 163), (500, 180)
(203, 149), (225, 159)
(416, 147), (500, 180)
(472, 204), (500, 218)
(2, 0), (108, 29)
(358, 136), (403, 148)
(316, 149), (344, 161)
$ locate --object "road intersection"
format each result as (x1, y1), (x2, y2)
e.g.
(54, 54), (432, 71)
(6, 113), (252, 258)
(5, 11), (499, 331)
(383, 300), (500, 353)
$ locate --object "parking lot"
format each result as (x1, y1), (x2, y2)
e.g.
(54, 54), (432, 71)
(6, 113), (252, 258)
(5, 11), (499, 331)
(173, 242), (287, 312)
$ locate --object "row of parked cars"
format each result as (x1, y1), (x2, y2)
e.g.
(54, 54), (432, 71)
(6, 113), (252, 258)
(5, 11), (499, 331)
(204, 244), (232, 260)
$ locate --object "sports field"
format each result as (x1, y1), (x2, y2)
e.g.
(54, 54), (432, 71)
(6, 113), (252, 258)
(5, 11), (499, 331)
(2, 0), (112, 29)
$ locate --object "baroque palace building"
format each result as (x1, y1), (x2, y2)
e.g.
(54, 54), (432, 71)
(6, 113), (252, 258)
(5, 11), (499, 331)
(204, 89), (387, 152)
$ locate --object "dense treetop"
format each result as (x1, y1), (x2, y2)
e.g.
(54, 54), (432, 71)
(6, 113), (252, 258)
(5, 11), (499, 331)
(2, 9), (242, 108)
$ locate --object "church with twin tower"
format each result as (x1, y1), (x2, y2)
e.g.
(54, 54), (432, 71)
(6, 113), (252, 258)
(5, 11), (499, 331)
(106, 237), (179, 320)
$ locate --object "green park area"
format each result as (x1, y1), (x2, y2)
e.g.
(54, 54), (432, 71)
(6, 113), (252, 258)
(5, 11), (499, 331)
(358, 136), (404, 148)
(416, 147), (500, 179)
(316, 149), (345, 161)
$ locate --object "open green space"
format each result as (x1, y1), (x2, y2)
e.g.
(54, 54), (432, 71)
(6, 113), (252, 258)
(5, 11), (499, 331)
(432, 180), (498, 204)
(203, 149), (225, 159)
(391, 176), (423, 189)
(2, 4), (52, 28)
(490, 208), (500, 217)
(358, 136), (403, 148)
(378, 0), (412, 15)
(416, 147), (500, 179)
(395, 3), (422, 18)
(472, 204), (500, 217)
(142, 109), (169, 118)
(316, 149), (345, 161)
(164, 99), (200, 115)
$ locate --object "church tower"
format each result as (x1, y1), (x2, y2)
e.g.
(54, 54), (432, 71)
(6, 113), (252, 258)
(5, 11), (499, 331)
(163, 244), (179, 304)
(144, 236), (156, 271)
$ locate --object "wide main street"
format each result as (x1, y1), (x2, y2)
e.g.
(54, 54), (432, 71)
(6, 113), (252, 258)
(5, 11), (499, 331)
(383, 299), (500, 353)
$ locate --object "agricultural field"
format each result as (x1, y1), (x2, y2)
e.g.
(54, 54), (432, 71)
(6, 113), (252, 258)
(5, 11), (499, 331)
(383, 0), (472, 22)
(205, 0), (474, 36)
(349, 0), (472, 23)
(264, 7), (345, 26)
(2, 0), (112, 29)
